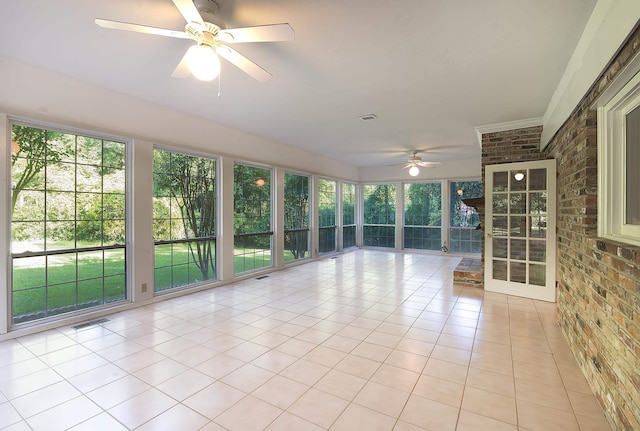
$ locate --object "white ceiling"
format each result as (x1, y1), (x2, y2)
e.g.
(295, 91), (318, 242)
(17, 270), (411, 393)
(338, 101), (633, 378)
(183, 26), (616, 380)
(0, 0), (596, 168)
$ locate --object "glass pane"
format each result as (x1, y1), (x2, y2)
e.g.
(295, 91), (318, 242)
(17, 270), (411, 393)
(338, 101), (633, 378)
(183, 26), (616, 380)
(509, 216), (527, 237)
(510, 193), (526, 214)
(493, 171), (508, 192)
(363, 225), (395, 248)
(12, 190), (45, 221)
(405, 183), (442, 227)
(493, 193), (508, 214)
(510, 262), (527, 283)
(342, 183), (356, 226)
(76, 165), (102, 192)
(529, 216), (547, 238)
(493, 238), (507, 258)
(529, 168), (547, 191)
(78, 279), (103, 308)
(529, 192), (547, 215)
(450, 181), (481, 228)
(510, 239), (527, 260)
(530, 240), (546, 262)
(13, 256), (46, 289)
(319, 179), (337, 254)
(46, 192), (75, 221)
(405, 226), (441, 251)
(48, 282), (78, 314)
(493, 216), (508, 236)
(78, 250), (103, 280)
(626, 104), (640, 225)
(529, 264), (546, 286)
(363, 184), (396, 225)
(510, 170), (527, 191)
(493, 260), (507, 281)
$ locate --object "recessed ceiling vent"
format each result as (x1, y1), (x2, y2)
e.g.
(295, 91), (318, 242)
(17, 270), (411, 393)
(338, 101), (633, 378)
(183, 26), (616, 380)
(359, 114), (377, 121)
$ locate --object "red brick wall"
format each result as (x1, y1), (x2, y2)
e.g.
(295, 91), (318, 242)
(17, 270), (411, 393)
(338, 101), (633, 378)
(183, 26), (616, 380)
(481, 25), (640, 431)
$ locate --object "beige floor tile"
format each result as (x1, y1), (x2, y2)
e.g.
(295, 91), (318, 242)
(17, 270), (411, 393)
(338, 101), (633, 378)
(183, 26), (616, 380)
(0, 401), (22, 429)
(462, 386), (517, 425)
(515, 378), (573, 412)
(288, 388), (349, 428)
(351, 341), (393, 362)
(567, 389), (608, 419)
(466, 366), (515, 397)
(334, 354), (382, 379)
(353, 380), (410, 418)
(10, 381), (81, 418)
(136, 404), (209, 431)
(214, 395), (283, 431)
(370, 363), (420, 392)
(331, 403), (397, 431)
(194, 353), (245, 379)
(133, 357), (189, 386)
(517, 399), (580, 431)
(252, 375), (310, 409)
(430, 344), (472, 366)
(400, 394), (459, 431)
(314, 369), (367, 401)
(156, 369), (215, 401)
(183, 382), (245, 419)
(422, 357), (469, 384)
(281, 358), (331, 385)
(26, 396), (102, 431)
(265, 412), (325, 430)
(303, 345), (348, 367)
(576, 414), (614, 431)
(107, 388), (176, 429)
(457, 410), (517, 431)
(412, 374), (464, 407)
(86, 375), (151, 410)
(66, 412), (128, 431)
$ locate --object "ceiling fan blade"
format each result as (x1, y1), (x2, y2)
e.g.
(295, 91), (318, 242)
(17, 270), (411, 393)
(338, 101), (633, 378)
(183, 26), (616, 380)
(218, 23), (295, 43)
(95, 18), (192, 39)
(216, 46), (272, 82)
(172, 0), (205, 26)
(171, 47), (195, 78)
(417, 161), (442, 167)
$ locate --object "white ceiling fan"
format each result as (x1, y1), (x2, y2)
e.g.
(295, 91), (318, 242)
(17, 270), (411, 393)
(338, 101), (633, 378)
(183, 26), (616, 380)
(95, 0), (294, 83)
(389, 151), (442, 176)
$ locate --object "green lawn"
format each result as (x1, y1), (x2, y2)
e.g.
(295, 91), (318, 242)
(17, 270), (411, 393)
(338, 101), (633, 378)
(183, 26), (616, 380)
(12, 244), (297, 323)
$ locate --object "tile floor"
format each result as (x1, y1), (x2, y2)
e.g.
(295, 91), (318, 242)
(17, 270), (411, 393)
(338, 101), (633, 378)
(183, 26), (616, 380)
(0, 250), (613, 431)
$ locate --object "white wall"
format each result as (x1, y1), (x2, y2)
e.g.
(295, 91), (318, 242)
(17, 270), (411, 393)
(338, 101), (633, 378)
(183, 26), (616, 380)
(0, 58), (359, 180)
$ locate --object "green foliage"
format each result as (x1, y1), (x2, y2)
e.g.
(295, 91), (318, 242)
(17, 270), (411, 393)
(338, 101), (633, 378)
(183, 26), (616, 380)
(234, 164), (271, 248)
(363, 184), (396, 225)
(153, 150), (216, 282)
(404, 183), (442, 226)
(284, 173), (309, 259)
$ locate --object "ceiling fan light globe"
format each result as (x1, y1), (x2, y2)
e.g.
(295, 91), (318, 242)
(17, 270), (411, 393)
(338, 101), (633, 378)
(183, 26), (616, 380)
(409, 166), (420, 176)
(188, 45), (220, 81)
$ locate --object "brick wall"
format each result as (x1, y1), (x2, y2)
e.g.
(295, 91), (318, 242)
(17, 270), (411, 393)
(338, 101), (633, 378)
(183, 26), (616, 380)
(480, 25), (640, 431)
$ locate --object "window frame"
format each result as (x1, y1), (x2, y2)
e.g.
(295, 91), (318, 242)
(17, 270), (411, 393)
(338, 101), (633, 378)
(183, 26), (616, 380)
(9, 118), (131, 326)
(152, 147), (219, 293)
(596, 55), (640, 246)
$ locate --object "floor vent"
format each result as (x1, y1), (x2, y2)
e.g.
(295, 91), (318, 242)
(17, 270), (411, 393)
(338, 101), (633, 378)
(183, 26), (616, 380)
(330, 256), (338, 259)
(256, 275), (270, 280)
(71, 318), (109, 330)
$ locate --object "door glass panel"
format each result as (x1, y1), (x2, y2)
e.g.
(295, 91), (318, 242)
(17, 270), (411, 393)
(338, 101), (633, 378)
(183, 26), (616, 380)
(529, 168), (547, 191)
(529, 240), (546, 262)
(493, 238), (507, 258)
(510, 193), (526, 214)
(493, 260), (507, 280)
(510, 262), (527, 283)
(626, 105), (640, 225)
(493, 216), (508, 236)
(493, 172), (508, 192)
(529, 216), (547, 238)
(529, 264), (546, 286)
(529, 192), (547, 214)
(509, 216), (526, 237)
(510, 239), (526, 260)
(493, 193), (508, 214)
(510, 171), (527, 191)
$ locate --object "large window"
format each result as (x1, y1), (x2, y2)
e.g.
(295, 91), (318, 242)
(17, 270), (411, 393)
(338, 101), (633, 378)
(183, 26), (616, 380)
(153, 150), (216, 292)
(363, 184), (396, 248)
(234, 164), (272, 273)
(404, 182), (441, 250)
(342, 182), (357, 249)
(284, 172), (309, 262)
(450, 181), (482, 253)
(10, 123), (126, 324)
(597, 62), (640, 246)
(318, 178), (337, 253)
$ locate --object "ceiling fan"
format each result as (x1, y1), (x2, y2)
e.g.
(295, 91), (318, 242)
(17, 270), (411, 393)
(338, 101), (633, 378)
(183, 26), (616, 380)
(95, 0), (294, 83)
(389, 151), (442, 176)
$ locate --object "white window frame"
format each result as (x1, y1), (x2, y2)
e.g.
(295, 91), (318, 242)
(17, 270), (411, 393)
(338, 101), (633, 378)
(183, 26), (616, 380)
(596, 52), (640, 246)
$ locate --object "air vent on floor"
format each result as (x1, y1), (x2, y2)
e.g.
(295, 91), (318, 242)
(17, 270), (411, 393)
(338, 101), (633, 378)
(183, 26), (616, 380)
(256, 275), (270, 280)
(359, 114), (378, 121)
(71, 318), (109, 330)
(330, 257), (338, 259)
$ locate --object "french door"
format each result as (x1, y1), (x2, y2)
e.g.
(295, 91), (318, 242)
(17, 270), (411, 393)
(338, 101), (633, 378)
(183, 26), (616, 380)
(484, 159), (556, 302)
